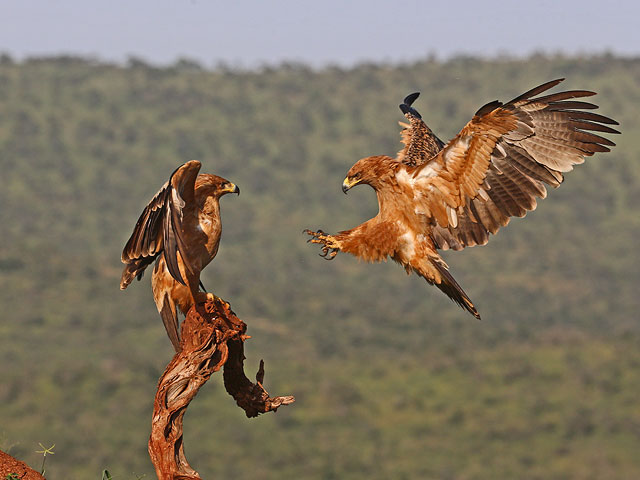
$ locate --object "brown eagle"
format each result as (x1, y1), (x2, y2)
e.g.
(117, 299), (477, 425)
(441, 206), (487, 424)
(120, 160), (239, 350)
(305, 79), (619, 319)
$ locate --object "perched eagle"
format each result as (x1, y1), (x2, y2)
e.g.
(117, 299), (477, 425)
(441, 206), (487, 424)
(305, 79), (619, 319)
(120, 160), (239, 351)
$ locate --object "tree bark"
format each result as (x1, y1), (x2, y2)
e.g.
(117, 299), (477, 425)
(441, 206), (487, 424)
(148, 297), (294, 480)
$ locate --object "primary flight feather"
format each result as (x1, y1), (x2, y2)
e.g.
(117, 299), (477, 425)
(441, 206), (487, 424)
(121, 160), (239, 350)
(305, 79), (619, 319)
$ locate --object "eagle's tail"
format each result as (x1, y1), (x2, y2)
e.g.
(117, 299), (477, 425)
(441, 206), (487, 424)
(430, 258), (481, 320)
(159, 292), (181, 352)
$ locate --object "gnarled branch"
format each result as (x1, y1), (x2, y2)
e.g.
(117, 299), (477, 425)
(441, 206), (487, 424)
(148, 298), (294, 480)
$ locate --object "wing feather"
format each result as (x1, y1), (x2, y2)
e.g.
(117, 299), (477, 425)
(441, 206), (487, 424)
(120, 160), (201, 287)
(545, 100), (600, 110)
(404, 79), (618, 250)
(507, 78), (565, 103)
(397, 92), (446, 166)
(123, 187), (167, 261)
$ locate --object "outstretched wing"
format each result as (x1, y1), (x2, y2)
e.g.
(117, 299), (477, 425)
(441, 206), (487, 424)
(120, 160), (201, 286)
(397, 92), (445, 167)
(405, 79), (619, 250)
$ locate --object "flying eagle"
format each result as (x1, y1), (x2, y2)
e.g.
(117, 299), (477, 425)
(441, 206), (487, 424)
(120, 160), (239, 351)
(305, 79), (619, 319)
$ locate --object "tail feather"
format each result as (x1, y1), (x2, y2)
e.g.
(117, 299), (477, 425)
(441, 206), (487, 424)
(159, 292), (181, 352)
(430, 259), (481, 320)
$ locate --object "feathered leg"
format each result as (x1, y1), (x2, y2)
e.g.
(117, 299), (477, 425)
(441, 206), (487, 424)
(305, 221), (398, 263)
(185, 265), (228, 309)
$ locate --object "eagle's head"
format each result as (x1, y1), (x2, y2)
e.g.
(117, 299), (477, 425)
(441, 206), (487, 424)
(342, 155), (395, 193)
(196, 174), (240, 199)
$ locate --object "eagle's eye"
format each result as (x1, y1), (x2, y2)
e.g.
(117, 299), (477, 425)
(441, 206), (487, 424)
(353, 172), (362, 180)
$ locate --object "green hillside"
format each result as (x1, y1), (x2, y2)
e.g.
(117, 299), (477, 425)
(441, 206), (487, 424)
(1, 53), (639, 479)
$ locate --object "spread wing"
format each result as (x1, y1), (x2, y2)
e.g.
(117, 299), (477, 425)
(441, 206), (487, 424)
(121, 160), (201, 286)
(397, 92), (445, 167)
(403, 79), (619, 250)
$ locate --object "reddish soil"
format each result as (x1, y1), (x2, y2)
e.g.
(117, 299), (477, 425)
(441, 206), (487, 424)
(0, 449), (45, 480)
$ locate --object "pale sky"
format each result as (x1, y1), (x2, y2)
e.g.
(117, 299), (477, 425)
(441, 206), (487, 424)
(0, 0), (636, 67)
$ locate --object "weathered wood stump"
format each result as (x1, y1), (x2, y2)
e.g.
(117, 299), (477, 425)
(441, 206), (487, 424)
(148, 297), (295, 480)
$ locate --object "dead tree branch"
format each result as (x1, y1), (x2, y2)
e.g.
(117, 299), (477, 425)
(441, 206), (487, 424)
(148, 297), (294, 480)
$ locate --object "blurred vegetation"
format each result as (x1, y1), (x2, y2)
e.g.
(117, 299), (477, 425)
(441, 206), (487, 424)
(0, 53), (639, 479)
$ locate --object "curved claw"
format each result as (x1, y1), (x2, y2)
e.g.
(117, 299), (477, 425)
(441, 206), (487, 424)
(304, 228), (322, 243)
(319, 247), (339, 260)
(305, 228), (326, 243)
(317, 242), (339, 260)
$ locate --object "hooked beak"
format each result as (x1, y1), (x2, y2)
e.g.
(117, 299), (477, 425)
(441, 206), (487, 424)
(223, 183), (240, 196)
(342, 177), (359, 194)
